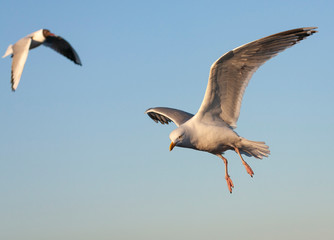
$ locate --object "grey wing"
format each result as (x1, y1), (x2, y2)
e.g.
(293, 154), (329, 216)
(196, 27), (317, 128)
(43, 35), (82, 65)
(145, 107), (194, 127)
(11, 37), (32, 91)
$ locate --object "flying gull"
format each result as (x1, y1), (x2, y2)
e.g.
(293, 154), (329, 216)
(146, 27), (317, 193)
(2, 29), (82, 91)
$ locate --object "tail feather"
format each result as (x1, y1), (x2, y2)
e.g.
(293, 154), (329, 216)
(3, 44), (13, 58)
(239, 138), (270, 159)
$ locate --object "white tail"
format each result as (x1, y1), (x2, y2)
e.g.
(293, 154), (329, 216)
(2, 44), (13, 58)
(239, 138), (270, 159)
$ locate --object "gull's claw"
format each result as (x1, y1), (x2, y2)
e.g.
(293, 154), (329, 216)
(225, 175), (234, 193)
(243, 161), (254, 177)
(235, 147), (254, 177)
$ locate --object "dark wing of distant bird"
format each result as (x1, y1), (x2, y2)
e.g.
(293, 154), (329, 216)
(145, 107), (194, 127)
(43, 35), (82, 65)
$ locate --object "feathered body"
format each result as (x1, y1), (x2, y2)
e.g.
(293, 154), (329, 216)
(2, 29), (81, 91)
(145, 27), (317, 193)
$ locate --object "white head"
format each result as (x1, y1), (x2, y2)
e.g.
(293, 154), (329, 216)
(29, 29), (55, 42)
(169, 126), (191, 151)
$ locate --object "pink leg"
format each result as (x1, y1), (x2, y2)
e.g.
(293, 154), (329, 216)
(217, 154), (234, 193)
(234, 147), (254, 177)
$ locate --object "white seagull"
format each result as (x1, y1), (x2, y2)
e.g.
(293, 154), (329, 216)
(145, 27), (317, 193)
(2, 29), (82, 91)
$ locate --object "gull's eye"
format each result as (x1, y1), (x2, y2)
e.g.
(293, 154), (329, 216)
(178, 135), (183, 140)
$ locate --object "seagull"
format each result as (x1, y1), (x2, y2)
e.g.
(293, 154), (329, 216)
(145, 27), (317, 193)
(2, 29), (82, 91)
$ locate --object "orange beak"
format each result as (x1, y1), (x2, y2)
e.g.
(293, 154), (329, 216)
(169, 141), (176, 151)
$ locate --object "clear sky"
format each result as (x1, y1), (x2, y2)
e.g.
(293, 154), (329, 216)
(0, 0), (333, 239)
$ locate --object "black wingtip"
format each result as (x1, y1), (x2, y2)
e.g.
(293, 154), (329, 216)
(74, 58), (82, 66)
(294, 27), (318, 43)
(303, 26), (318, 35)
(10, 70), (15, 92)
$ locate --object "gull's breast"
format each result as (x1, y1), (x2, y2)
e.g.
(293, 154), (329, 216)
(189, 121), (240, 154)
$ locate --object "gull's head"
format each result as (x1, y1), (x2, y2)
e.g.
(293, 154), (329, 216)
(169, 127), (189, 151)
(43, 29), (55, 37)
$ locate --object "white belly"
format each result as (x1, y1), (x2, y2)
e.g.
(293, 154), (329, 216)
(188, 120), (240, 154)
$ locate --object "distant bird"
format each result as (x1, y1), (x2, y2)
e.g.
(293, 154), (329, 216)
(2, 29), (82, 91)
(146, 27), (317, 193)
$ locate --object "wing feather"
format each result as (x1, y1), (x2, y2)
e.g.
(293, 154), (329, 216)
(196, 27), (317, 128)
(145, 107), (194, 127)
(43, 35), (82, 65)
(11, 37), (32, 91)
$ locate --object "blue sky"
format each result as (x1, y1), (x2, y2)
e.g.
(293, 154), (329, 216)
(0, 0), (333, 239)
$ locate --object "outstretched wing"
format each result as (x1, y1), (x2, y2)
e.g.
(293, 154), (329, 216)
(43, 35), (82, 65)
(145, 107), (194, 127)
(11, 37), (32, 91)
(196, 27), (317, 128)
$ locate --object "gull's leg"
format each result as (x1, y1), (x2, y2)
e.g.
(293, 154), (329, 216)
(234, 147), (254, 177)
(217, 154), (234, 193)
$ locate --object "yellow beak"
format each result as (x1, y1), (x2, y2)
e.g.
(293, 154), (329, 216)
(169, 141), (176, 151)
